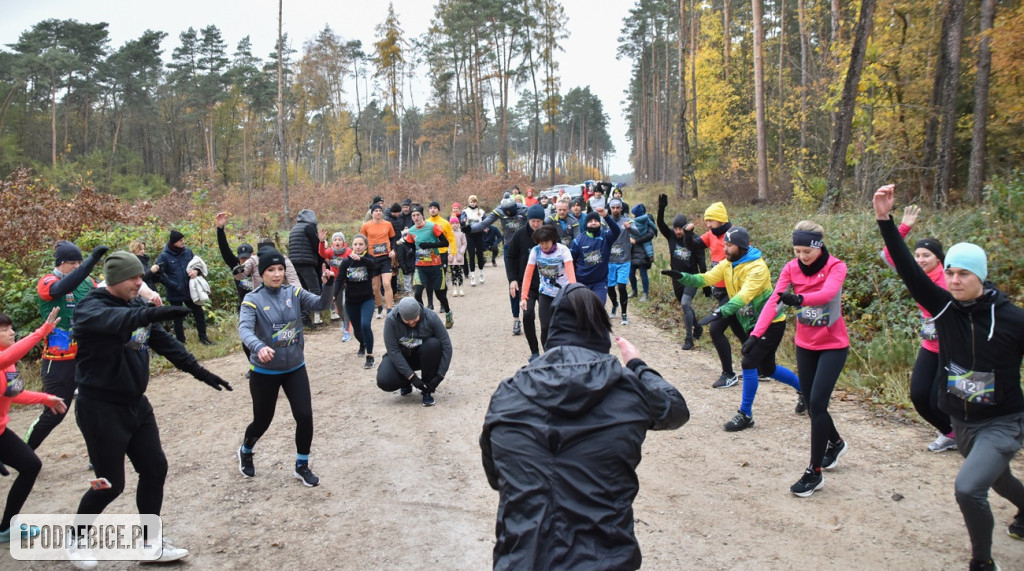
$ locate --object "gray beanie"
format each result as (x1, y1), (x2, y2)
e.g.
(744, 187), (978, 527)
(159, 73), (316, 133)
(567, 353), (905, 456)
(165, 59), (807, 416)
(397, 297), (422, 321)
(103, 251), (145, 286)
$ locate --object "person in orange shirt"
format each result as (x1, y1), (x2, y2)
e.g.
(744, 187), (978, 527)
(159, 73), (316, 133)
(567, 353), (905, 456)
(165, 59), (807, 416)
(523, 188), (539, 207)
(360, 203), (397, 319)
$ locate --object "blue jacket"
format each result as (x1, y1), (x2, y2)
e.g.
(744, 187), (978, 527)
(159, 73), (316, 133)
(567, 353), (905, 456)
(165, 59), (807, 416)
(569, 215), (621, 285)
(155, 245), (194, 302)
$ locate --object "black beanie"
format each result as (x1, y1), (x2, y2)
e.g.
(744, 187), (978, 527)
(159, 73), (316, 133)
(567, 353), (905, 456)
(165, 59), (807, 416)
(258, 249), (287, 276)
(390, 202), (402, 214)
(584, 212), (601, 226)
(370, 203), (384, 213)
(914, 238), (945, 262)
(672, 214), (689, 229)
(428, 200), (441, 210)
(527, 204), (546, 221)
(168, 229), (184, 244)
(54, 241), (83, 265)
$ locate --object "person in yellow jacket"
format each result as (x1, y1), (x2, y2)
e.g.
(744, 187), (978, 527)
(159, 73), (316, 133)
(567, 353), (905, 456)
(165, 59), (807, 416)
(664, 226), (803, 430)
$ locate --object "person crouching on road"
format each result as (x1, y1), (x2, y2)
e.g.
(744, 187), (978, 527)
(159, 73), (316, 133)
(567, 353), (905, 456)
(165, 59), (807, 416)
(237, 249), (334, 487)
(377, 297), (453, 407)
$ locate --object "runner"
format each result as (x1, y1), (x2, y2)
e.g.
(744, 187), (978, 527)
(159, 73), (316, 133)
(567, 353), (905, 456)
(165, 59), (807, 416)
(656, 194), (706, 350)
(237, 249), (334, 487)
(519, 224), (577, 356)
(463, 195), (487, 286)
(449, 216), (467, 297)
(359, 203), (396, 319)
(628, 203), (655, 302)
(471, 196), (530, 335)
(404, 205), (453, 328)
(0, 308), (67, 544)
(880, 205), (955, 452)
(318, 230), (353, 342)
(377, 297), (453, 407)
(569, 208), (621, 304)
(332, 235), (378, 369)
(546, 198), (579, 247)
(506, 205), (548, 360)
(875, 184), (1024, 571)
(605, 198), (633, 325)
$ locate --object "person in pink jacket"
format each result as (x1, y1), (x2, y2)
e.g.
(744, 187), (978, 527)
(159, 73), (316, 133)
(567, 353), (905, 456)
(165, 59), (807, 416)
(0, 307), (67, 543)
(751, 220), (850, 498)
(881, 206), (954, 453)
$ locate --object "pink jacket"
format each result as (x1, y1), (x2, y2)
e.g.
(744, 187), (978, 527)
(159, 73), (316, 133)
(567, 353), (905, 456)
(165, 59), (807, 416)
(882, 223), (946, 354)
(752, 254), (849, 351)
(1, 321), (57, 436)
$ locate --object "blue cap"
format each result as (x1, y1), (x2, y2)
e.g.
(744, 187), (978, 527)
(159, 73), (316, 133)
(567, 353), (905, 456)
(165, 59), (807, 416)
(944, 243), (987, 281)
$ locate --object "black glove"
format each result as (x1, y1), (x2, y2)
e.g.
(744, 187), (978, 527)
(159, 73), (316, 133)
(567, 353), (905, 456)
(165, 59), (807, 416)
(741, 335), (760, 355)
(232, 265), (246, 277)
(778, 292), (804, 307)
(409, 374), (426, 390)
(657, 194), (668, 209)
(426, 374), (444, 392)
(660, 269), (683, 281)
(142, 305), (191, 325)
(703, 286), (712, 298)
(195, 368), (233, 391)
(698, 309), (723, 326)
(90, 245), (110, 260)
(0, 461), (8, 477)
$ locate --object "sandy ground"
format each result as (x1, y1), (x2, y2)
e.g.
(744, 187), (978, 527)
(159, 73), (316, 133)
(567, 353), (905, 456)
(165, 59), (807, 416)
(4, 256), (1024, 570)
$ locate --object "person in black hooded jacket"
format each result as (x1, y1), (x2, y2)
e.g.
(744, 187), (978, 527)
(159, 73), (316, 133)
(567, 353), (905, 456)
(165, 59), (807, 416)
(875, 185), (1024, 571)
(657, 194), (708, 350)
(480, 283), (689, 571)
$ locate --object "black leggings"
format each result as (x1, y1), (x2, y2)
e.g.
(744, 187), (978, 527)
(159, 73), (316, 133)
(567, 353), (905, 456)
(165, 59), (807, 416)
(244, 367), (314, 456)
(467, 233), (486, 272)
(376, 337), (444, 392)
(796, 346), (849, 469)
(673, 283), (698, 340)
(521, 290), (540, 355)
(607, 283), (629, 315)
(75, 395), (167, 516)
(910, 347), (952, 435)
(0, 429), (42, 530)
(710, 315), (749, 375)
(538, 294), (555, 350)
(25, 358), (76, 449)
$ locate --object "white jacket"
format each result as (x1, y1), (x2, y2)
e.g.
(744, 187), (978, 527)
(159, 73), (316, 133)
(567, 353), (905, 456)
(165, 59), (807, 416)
(187, 256), (211, 305)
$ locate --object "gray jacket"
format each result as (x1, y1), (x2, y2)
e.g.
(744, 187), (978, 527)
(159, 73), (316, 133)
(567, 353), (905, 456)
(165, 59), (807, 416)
(608, 214), (633, 264)
(238, 283), (333, 371)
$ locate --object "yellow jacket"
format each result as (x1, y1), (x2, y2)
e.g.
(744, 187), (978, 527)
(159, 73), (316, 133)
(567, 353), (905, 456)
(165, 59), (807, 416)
(427, 214), (456, 255)
(677, 247), (783, 331)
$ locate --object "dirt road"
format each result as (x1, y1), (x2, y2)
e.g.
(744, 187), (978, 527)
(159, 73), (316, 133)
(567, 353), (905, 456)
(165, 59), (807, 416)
(7, 257), (1023, 569)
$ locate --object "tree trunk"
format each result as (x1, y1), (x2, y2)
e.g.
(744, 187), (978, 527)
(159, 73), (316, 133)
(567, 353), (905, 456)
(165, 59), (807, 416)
(723, 0), (731, 82)
(691, 0), (699, 147)
(933, 0), (964, 209)
(277, 0), (290, 224)
(678, 0), (698, 198)
(966, 0), (993, 204)
(921, 0), (951, 201)
(820, 0), (876, 212)
(798, 0), (808, 164)
(752, 0), (769, 200)
(777, 0), (786, 168)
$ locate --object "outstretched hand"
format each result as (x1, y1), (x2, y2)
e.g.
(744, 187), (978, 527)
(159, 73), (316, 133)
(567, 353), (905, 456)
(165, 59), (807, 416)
(615, 336), (640, 363)
(873, 184), (896, 220)
(44, 307), (61, 327)
(45, 394), (67, 415)
(657, 194), (668, 209)
(216, 212), (229, 228)
(901, 205), (921, 228)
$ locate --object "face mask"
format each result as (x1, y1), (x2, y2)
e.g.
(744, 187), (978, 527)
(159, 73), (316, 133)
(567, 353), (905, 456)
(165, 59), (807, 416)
(587, 226), (600, 237)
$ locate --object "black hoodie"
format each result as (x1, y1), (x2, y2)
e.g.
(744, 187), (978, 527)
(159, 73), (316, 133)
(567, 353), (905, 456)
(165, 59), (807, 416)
(879, 218), (1024, 422)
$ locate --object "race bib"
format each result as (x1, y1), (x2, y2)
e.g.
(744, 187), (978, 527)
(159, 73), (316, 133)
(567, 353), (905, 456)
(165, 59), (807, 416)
(798, 304), (832, 327)
(399, 336), (423, 350)
(946, 361), (996, 405)
(583, 249), (603, 267)
(4, 371), (24, 397)
(125, 326), (151, 351)
(416, 248), (433, 263)
(330, 257), (345, 268)
(920, 317), (938, 341)
(271, 321), (301, 348)
(610, 244), (624, 257)
(346, 265), (370, 282)
(373, 242), (388, 255)
(239, 277), (254, 292)
(673, 245), (691, 262)
(47, 328), (73, 351)
(737, 303), (757, 318)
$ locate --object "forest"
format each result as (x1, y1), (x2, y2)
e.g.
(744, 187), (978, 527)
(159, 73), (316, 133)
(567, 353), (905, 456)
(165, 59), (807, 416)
(1, 0), (1022, 209)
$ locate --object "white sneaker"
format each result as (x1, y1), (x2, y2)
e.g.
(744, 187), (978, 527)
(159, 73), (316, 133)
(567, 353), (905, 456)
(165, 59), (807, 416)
(928, 433), (957, 452)
(141, 538), (189, 564)
(312, 313), (323, 325)
(470, 274), (476, 286)
(459, 287), (464, 296)
(68, 545), (98, 570)
(479, 272), (485, 283)
(330, 309), (340, 320)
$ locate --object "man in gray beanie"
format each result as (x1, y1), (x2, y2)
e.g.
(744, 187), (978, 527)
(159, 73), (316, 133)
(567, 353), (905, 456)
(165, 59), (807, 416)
(67, 250), (231, 566)
(376, 297), (452, 407)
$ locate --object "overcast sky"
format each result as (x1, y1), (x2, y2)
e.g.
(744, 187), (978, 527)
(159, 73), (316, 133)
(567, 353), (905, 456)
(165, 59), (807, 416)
(2, 0), (636, 176)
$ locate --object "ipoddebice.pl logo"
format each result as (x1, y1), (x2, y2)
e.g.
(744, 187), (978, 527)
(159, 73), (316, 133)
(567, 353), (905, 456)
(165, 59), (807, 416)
(11, 514), (162, 561)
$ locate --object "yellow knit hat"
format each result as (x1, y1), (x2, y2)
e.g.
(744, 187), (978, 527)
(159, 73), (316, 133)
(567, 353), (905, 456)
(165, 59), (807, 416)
(704, 202), (729, 223)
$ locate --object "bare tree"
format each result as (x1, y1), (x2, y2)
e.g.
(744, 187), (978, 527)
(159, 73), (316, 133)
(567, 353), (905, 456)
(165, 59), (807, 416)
(752, 0), (769, 200)
(932, 0), (964, 209)
(277, 0), (289, 223)
(677, 0), (697, 197)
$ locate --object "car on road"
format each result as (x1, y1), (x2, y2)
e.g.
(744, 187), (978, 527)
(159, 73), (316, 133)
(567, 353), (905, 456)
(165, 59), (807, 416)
(539, 184), (583, 202)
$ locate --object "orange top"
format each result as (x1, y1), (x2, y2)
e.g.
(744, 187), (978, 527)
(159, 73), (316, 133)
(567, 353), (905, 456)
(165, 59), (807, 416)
(360, 220), (396, 258)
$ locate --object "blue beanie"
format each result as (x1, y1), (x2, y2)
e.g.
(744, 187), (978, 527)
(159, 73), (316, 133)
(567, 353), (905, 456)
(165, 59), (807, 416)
(631, 204), (646, 217)
(527, 204), (546, 221)
(944, 243), (987, 281)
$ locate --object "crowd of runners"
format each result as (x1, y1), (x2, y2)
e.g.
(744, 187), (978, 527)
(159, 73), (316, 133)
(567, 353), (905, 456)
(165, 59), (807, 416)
(0, 182), (1021, 571)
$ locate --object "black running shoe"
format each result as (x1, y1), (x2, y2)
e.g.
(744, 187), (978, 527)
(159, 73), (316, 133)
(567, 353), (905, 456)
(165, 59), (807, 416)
(512, 320), (522, 336)
(790, 467), (824, 497)
(363, 355), (375, 369)
(693, 323), (704, 339)
(969, 559), (1001, 571)
(400, 384), (413, 396)
(822, 439), (848, 471)
(1008, 512), (1024, 540)
(795, 393), (807, 414)
(422, 392), (435, 407)
(682, 338), (694, 350)
(357, 345), (366, 357)
(724, 411), (754, 432)
(237, 447), (254, 478)
(294, 463), (320, 487)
